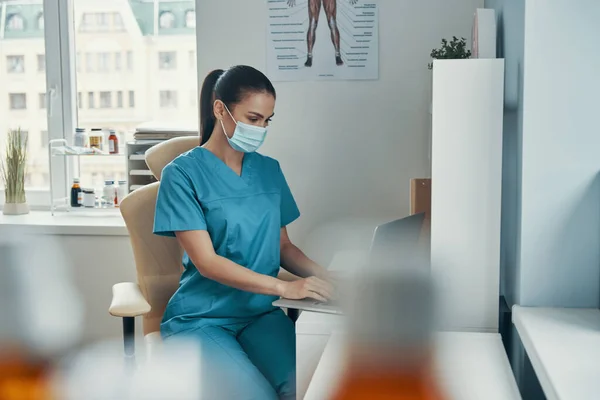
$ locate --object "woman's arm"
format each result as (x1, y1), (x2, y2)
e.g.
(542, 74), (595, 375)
(176, 230), (333, 300)
(280, 227), (330, 280)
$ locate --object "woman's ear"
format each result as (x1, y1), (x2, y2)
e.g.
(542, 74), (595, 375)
(213, 100), (225, 121)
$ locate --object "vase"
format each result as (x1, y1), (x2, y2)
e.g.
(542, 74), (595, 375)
(3, 202), (30, 215)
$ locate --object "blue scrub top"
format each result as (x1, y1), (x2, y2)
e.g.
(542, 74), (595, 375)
(153, 147), (300, 336)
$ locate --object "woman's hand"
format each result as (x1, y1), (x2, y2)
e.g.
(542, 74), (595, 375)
(278, 276), (334, 302)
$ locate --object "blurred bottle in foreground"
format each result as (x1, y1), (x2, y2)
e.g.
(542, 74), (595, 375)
(331, 267), (446, 400)
(0, 235), (84, 400)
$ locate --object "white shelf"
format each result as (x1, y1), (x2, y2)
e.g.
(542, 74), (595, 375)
(129, 154), (146, 161)
(129, 169), (153, 176)
(513, 306), (600, 400)
(431, 59), (505, 332)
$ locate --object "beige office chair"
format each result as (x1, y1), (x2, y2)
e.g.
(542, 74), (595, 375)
(108, 136), (296, 360)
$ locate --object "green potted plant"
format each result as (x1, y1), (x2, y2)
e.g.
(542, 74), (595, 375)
(1, 128), (29, 215)
(428, 36), (472, 69)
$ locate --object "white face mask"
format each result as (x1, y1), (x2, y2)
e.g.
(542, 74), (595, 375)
(219, 103), (267, 153)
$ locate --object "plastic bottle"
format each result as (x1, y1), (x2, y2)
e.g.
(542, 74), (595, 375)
(102, 180), (116, 208)
(73, 128), (88, 148)
(70, 178), (82, 207)
(330, 268), (446, 400)
(117, 180), (128, 207)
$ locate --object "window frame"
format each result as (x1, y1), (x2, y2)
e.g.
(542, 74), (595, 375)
(6, 55), (25, 73)
(0, 0), (75, 209)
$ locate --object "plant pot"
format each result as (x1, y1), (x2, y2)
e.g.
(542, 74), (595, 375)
(3, 202), (30, 215)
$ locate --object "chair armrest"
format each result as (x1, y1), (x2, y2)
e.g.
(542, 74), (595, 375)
(109, 282), (151, 317)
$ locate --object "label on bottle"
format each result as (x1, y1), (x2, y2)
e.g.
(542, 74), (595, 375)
(77, 192), (83, 205)
(109, 140), (115, 153)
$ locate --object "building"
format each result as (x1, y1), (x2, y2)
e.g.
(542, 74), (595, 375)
(0, 0), (198, 191)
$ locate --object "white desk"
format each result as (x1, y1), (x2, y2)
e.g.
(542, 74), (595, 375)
(513, 306), (600, 400)
(304, 331), (521, 400)
(296, 250), (520, 399)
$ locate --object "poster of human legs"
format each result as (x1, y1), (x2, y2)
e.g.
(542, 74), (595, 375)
(267, 0), (379, 81)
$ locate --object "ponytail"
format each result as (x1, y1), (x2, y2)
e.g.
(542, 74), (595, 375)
(199, 66), (276, 146)
(199, 69), (224, 145)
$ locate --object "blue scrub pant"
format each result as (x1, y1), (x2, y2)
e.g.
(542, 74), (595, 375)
(170, 309), (296, 400)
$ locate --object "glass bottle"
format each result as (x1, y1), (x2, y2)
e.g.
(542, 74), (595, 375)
(108, 130), (119, 154)
(70, 178), (82, 208)
(330, 268), (446, 400)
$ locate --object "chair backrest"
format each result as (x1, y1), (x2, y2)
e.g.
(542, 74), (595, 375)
(120, 136), (198, 335)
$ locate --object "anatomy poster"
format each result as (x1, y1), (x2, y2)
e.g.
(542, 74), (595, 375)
(266, 0), (379, 81)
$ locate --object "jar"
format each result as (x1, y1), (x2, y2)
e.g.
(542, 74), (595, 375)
(89, 128), (103, 150)
(73, 128), (88, 148)
(102, 180), (116, 208)
(117, 180), (128, 206)
(82, 189), (95, 208)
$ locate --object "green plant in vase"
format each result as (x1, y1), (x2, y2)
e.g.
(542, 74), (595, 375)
(1, 128), (29, 215)
(428, 36), (472, 70)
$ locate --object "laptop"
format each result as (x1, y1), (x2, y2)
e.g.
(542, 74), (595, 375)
(273, 213), (426, 315)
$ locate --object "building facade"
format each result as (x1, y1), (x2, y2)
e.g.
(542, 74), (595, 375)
(0, 0), (198, 191)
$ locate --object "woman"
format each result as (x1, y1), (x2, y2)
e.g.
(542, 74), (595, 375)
(153, 65), (333, 400)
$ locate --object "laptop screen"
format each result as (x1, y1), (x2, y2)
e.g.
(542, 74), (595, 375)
(368, 213), (428, 269)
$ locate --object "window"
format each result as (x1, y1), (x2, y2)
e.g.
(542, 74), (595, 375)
(1, 7), (48, 195)
(114, 52), (122, 71)
(6, 14), (24, 31)
(71, 2), (197, 197)
(159, 90), (177, 108)
(37, 55), (45, 72)
(128, 90), (135, 107)
(85, 52), (94, 72)
(99, 92), (111, 108)
(9, 93), (27, 110)
(190, 90), (197, 107)
(78, 92), (83, 109)
(126, 51), (133, 70)
(96, 13), (109, 30)
(159, 12), (175, 29)
(6, 55), (25, 73)
(113, 13), (124, 29)
(185, 10), (196, 28)
(97, 52), (110, 72)
(39, 93), (46, 109)
(37, 13), (44, 30)
(81, 13), (93, 31)
(159, 51), (177, 70)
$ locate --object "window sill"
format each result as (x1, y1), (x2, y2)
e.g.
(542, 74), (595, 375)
(0, 210), (128, 236)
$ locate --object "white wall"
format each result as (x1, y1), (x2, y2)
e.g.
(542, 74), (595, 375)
(195, 0), (483, 263)
(0, 227), (139, 345)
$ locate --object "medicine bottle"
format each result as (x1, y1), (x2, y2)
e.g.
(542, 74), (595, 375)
(330, 268), (446, 400)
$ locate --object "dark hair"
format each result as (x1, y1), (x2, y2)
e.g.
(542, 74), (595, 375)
(199, 66), (276, 145)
